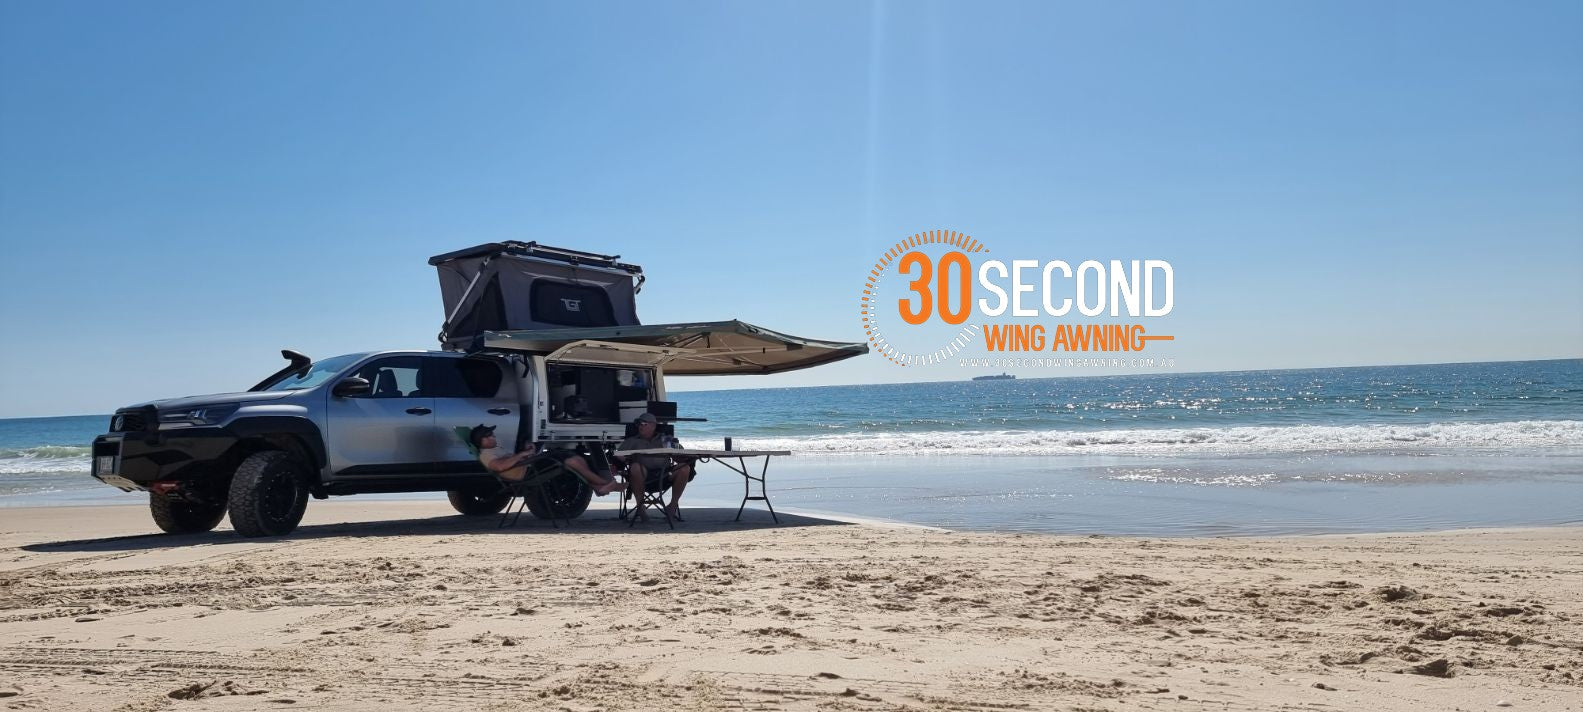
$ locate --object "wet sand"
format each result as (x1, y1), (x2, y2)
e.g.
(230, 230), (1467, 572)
(0, 501), (1579, 710)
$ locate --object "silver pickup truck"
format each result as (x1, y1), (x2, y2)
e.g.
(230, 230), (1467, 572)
(90, 242), (865, 537)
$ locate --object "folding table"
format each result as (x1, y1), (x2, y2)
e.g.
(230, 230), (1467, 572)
(612, 448), (792, 523)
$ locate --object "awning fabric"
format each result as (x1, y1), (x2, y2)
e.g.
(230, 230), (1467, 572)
(481, 320), (867, 375)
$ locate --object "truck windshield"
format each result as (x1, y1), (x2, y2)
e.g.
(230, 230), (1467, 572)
(258, 353), (364, 392)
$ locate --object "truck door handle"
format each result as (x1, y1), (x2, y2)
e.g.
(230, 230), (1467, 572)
(488, 408), (511, 415)
(405, 407), (431, 415)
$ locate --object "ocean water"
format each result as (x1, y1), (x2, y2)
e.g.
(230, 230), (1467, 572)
(3, 359), (1580, 536)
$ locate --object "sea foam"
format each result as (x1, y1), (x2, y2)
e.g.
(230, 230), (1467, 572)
(3, 421), (1580, 476)
(0, 445), (92, 475)
(730, 419), (1583, 457)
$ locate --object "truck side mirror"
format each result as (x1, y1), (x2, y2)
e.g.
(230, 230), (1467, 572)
(333, 376), (371, 398)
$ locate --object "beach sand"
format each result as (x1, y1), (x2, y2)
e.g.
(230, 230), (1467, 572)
(0, 501), (1578, 711)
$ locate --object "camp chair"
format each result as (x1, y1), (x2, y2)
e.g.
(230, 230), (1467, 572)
(453, 427), (572, 529)
(610, 423), (679, 530)
(621, 462), (676, 530)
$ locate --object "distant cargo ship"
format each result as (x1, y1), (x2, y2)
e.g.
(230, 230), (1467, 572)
(972, 373), (1015, 381)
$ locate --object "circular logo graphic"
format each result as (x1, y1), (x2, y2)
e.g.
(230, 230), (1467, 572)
(861, 230), (989, 367)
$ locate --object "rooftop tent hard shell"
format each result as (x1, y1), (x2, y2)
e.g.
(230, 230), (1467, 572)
(430, 242), (644, 351)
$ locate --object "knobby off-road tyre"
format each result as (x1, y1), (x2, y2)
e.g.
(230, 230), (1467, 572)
(149, 491), (227, 534)
(524, 473), (592, 520)
(447, 489), (511, 516)
(227, 450), (310, 537)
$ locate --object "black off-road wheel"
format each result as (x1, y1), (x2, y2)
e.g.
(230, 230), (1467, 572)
(227, 450), (310, 538)
(525, 473), (592, 520)
(447, 489), (511, 516)
(149, 491), (227, 534)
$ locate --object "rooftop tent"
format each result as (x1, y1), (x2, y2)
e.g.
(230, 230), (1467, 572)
(430, 242), (644, 351)
(482, 320), (868, 375)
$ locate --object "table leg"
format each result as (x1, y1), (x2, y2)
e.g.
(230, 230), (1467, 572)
(732, 456), (778, 524)
(735, 457), (749, 521)
(757, 456), (778, 523)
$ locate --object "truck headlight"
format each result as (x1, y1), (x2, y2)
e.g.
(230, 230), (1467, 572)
(158, 404), (239, 426)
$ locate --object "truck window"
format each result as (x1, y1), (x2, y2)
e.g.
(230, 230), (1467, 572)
(347, 356), (423, 398)
(425, 358), (505, 399)
(547, 365), (651, 422)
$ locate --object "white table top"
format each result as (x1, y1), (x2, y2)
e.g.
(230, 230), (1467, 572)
(615, 448), (791, 458)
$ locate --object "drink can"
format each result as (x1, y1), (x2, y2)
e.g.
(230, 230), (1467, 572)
(724, 437), (733, 451)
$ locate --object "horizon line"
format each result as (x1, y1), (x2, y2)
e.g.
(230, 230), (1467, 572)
(671, 355), (1582, 395)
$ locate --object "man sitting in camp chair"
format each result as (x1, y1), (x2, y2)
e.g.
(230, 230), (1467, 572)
(613, 412), (695, 521)
(470, 425), (625, 496)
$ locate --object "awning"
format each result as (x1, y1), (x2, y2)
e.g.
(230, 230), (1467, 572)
(481, 320), (868, 375)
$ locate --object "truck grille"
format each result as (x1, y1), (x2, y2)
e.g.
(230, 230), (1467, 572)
(110, 409), (151, 432)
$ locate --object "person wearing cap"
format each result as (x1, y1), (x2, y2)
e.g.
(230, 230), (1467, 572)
(470, 425), (625, 496)
(613, 412), (695, 521)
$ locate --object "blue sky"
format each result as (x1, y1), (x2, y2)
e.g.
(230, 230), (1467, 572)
(1, 0), (1580, 418)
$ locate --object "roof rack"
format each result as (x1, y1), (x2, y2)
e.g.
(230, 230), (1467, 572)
(428, 241), (644, 277)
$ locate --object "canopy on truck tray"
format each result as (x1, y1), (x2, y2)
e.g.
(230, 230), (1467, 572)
(431, 241), (644, 351)
(482, 320), (868, 375)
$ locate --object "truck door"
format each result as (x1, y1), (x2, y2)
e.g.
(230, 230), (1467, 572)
(325, 355), (439, 475)
(427, 355), (519, 473)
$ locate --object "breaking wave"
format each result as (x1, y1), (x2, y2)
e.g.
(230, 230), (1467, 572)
(2, 421), (1579, 475)
(0, 446), (91, 459)
(730, 419), (1583, 457)
(0, 445), (92, 475)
